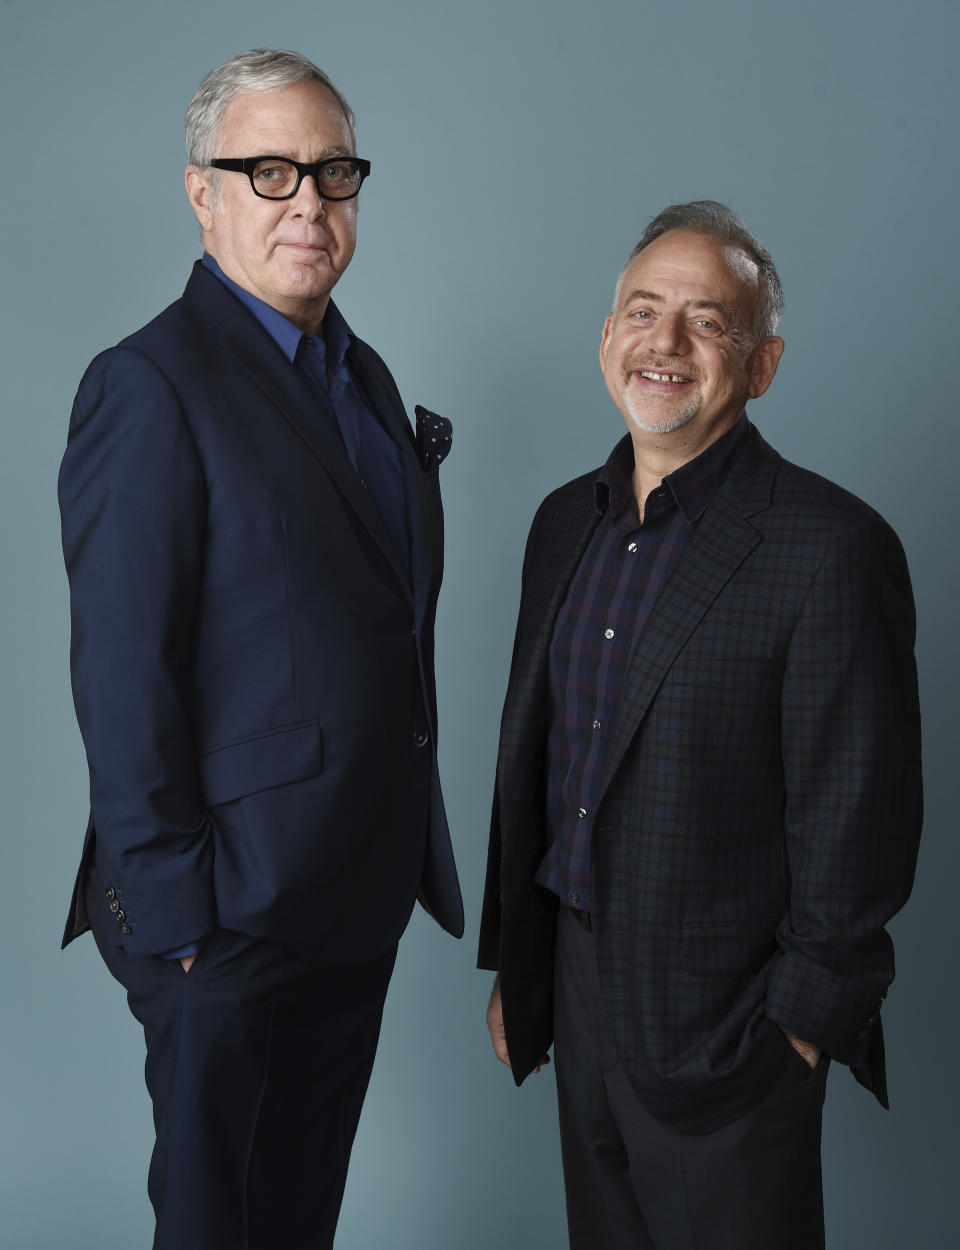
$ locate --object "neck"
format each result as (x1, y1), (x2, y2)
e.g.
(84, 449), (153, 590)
(628, 416), (739, 519)
(202, 247), (330, 336)
(285, 299), (330, 337)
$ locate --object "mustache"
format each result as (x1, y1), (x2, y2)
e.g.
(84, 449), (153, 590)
(625, 359), (702, 382)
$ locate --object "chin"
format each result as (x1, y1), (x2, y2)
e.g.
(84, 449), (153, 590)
(278, 274), (338, 302)
(278, 253), (336, 280)
(625, 401), (701, 436)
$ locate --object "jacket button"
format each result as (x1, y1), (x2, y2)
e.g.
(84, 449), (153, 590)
(115, 909), (126, 924)
(120, 924), (132, 936)
(105, 886), (117, 901)
(109, 898), (120, 914)
(413, 730), (429, 747)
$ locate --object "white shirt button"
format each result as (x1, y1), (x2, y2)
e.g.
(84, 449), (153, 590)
(604, 628), (615, 640)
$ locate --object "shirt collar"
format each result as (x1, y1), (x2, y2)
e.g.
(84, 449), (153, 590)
(200, 252), (353, 367)
(595, 412), (749, 524)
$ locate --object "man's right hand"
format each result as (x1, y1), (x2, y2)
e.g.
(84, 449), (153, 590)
(486, 975), (549, 1073)
(486, 975), (511, 1067)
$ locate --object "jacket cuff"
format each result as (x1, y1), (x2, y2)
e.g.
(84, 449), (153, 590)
(765, 953), (886, 1065)
(96, 834), (217, 958)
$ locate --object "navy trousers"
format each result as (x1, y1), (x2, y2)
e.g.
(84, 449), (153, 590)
(87, 871), (396, 1250)
(553, 906), (829, 1250)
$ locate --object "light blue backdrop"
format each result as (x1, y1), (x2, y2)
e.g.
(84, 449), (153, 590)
(1, 1), (956, 1246)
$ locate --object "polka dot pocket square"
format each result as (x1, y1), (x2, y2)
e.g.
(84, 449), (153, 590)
(414, 405), (453, 471)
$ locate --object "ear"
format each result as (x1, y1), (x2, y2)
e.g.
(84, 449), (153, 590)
(746, 335), (785, 399)
(598, 313), (613, 371)
(185, 165), (215, 234)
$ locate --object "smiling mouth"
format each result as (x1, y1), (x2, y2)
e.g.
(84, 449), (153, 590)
(639, 370), (692, 384)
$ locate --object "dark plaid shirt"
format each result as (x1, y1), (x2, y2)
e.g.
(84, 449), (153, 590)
(536, 414), (748, 912)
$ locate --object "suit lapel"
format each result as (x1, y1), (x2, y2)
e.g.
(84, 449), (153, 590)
(596, 426), (779, 801)
(500, 424), (781, 808)
(349, 339), (432, 626)
(526, 493), (602, 665)
(185, 264), (413, 601)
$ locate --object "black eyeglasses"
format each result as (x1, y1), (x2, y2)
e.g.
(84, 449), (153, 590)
(209, 156), (371, 201)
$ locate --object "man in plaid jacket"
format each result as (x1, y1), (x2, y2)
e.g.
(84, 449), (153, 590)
(480, 201), (921, 1250)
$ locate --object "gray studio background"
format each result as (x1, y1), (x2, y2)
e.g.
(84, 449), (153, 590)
(2, 1), (956, 1246)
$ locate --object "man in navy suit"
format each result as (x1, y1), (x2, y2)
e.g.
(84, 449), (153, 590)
(59, 47), (462, 1250)
(480, 202), (922, 1249)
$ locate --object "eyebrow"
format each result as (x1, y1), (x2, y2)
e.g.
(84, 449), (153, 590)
(622, 290), (739, 323)
(255, 145), (356, 161)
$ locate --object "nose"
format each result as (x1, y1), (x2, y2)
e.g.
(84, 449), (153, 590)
(648, 311), (688, 358)
(289, 172), (326, 219)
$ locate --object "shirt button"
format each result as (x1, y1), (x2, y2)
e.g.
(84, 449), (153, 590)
(303, 337), (316, 350)
(627, 541), (638, 553)
(604, 628), (615, 640)
(413, 730), (429, 747)
(568, 892), (581, 905)
(592, 719), (602, 731)
(577, 807), (588, 819)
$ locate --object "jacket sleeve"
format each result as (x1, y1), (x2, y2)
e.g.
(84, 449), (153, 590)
(764, 513), (922, 1064)
(59, 347), (217, 957)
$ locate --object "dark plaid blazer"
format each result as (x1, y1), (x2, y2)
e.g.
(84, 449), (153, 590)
(479, 421), (922, 1133)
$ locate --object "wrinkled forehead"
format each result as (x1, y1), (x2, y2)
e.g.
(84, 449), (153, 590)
(219, 81), (355, 152)
(617, 230), (761, 314)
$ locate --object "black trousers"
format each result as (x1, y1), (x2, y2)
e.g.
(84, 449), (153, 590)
(87, 873), (396, 1250)
(553, 906), (829, 1250)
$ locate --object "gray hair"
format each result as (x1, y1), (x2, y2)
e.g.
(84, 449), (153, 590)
(614, 200), (783, 341)
(185, 47), (357, 169)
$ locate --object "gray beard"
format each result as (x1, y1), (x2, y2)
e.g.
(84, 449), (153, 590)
(623, 390), (702, 435)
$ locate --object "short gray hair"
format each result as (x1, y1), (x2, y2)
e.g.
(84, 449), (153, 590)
(185, 48), (357, 167)
(615, 200), (783, 340)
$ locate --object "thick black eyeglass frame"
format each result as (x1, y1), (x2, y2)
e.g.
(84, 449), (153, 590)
(209, 156), (372, 201)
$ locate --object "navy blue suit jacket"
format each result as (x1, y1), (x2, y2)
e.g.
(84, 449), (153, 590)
(60, 262), (463, 964)
(479, 423), (922, 1132)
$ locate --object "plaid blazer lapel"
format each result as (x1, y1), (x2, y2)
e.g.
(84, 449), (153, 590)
(596, 427), (780, 804)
